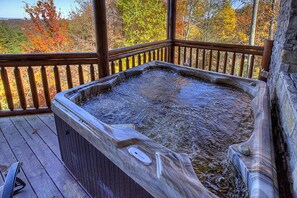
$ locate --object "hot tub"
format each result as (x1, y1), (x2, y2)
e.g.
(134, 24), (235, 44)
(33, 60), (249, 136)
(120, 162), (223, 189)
(52, 61), (278, 197)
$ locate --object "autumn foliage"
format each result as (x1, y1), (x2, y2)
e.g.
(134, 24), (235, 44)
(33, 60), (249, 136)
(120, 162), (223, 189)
(22, 0), (72, 53)
(0, 0), (280, 54)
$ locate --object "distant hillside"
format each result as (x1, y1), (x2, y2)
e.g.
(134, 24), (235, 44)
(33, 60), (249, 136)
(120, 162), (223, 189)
(0, 18), (25, 29)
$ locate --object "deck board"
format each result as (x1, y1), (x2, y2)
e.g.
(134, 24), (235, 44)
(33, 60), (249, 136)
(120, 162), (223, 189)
(24, 115), (61, 159)
(0, 128), (36, 197)
(0, 114), (90, 198)
(0, 117), (63, 198)
(37, 114), (57, 135)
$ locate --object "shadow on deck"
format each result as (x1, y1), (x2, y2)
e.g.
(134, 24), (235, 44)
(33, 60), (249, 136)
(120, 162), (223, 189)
(0, 113), (90, 197)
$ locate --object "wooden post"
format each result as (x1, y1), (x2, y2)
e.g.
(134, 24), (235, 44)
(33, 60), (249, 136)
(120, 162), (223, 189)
(259, 39), (273, 81)
(93, 0), (110, 78)
(167, 0), (177, 63)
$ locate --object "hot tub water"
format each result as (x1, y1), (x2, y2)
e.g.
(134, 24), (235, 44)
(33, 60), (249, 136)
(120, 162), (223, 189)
(80, 69), (253, 197)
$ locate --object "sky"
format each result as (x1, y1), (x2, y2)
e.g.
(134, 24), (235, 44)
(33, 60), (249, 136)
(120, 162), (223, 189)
(0, 0), (76, 19)
(0, 0), (245, 19)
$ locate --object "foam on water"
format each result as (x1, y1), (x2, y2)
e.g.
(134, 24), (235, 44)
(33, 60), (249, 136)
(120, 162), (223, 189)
(80, 69), (253, 197)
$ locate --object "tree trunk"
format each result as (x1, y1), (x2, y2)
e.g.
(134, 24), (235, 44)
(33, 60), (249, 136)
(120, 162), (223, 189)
(249, 0), (259, 46)
(269, 0), (277, 39)
(247, 0), (259, 77)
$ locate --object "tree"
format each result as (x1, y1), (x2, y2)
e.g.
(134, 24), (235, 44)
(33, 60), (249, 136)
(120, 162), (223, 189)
(176, 0), (205, 40)
(68, 0), (123, 51)
(117, 0), (167, 46)
(213, 1), (236, 43)
(0, 44), (5, 53)
(68, 0), (96, 51)
(0, 21), (27, 54)
(235, 0), (279, 46)
(22, 0), (72, 53)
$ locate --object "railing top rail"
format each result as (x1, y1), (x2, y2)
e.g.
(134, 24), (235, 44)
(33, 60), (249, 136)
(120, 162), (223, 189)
(175, 43), (263, 56)
(175, 39), (264, 51)
(110, 40), (171, 55)
(0, 52), (97, 61)
(0, 40), (171, 62)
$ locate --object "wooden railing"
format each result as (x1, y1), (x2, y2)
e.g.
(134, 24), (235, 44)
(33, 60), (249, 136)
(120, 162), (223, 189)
(0, 40), (171, 116)
(173, 40), (265, 79)
(0, 39), (271, 116)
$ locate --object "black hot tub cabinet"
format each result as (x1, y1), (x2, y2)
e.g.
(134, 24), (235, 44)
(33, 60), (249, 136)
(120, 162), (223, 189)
(52, 61), (278, 198)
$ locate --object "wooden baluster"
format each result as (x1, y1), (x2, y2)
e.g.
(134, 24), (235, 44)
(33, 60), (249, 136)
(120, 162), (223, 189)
(111, 61), (115, 74)
(183, 47), (187, 65)
(153, 50), (156, 60)
(209, 50), (213, 71)
(97, 64), (101, 78)
(248, 55), (255, 78)
(28, 66), (39, 109)
(132, 55), (136, 67)
(119, 59), (123, 72)
(189, 48), (193, 67)
(90, 64), (95, 81)
(1, 67), (14, 111)
(41, 66), (51, 108)
(178, 46), (181, 65)
(157, 49), (160, 60)
(53, 65), (61, 93)
(223, 51), (228, 73)
(216, 51), (220, 72)
(144, 52), (147, 63)
(14, 66), (26, 109)
(66, 64), (73, 89)
(126, 57), (130, 70)
(165, 47), (168, 62)
(167, 46), (171, 63)
(138, 53), (141, 65)
(202, 49), (205, 70)
(231, 53), (236, 75)
(149, 51), (152, 62)
(239, 54), (245, 77)
(78, 64), (84, 85)
(196, 48), (199, 68)
(161, 48), (164, 61)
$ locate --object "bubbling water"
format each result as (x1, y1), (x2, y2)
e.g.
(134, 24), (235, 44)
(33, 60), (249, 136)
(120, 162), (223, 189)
(80, 69), (253, 197)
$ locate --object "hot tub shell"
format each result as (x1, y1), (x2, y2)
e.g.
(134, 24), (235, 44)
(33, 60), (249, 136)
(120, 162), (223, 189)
(52, 61), (278, 197)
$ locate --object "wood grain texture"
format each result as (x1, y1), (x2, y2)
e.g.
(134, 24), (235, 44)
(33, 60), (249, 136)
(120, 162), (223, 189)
(14, 67), (26, 110)
(10, 116), (89, 197)
(53, 65), (61, 94)
(28, 66), (39, 109)
(24, 115), (61, 158)
(1, 67), (13, 111)
(93, 0), (110, 77)
(37, 113), (57, 135)
(0, 125), (36, 197)
(41, 66), (51, 108)
(259, 40), (273, 81)
(0, 117), (62, 197)
(0, 114), (90, 197)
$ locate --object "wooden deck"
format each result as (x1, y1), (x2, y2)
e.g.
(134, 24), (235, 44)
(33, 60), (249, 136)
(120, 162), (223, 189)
(0, 113), (90, 198)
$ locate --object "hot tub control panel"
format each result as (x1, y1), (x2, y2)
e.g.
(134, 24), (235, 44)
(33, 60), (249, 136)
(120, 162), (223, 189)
(128, 146), (152, 165)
